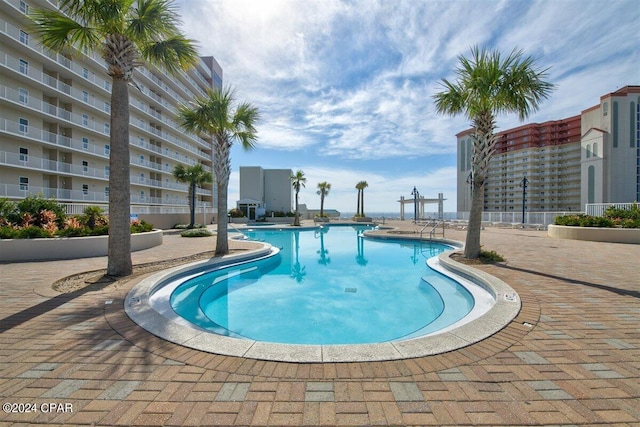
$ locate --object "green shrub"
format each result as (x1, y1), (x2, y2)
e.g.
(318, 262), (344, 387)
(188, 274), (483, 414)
(56, 226), (89, 237)
(228, 208), (245, 218)
(479, 249), (506, 263)
(13, 194), (66, 227)
(0, 226), (17, 239)
(554, 214), (614, 227)
(174, 223), (205, 229)
(15, 225), (52, 239)
(180, 228), (213, 237)
(80, 206), (107, 229)
(604, 203), (640, 221)
(131, 220), (153, 234)
(0, 198), (16, 223)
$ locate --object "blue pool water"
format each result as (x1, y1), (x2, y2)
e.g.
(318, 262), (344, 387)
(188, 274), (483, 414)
(170, 225), (475, 345)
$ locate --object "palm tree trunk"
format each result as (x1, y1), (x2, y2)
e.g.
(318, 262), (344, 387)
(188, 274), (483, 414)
(214, 139), (231, 255)
(107, 77), (132, 276)
(189, 183), (196, 228)
(320, 194), (325, 217)
(356, 190), (361, 217)
(464, 180), (484, 258)
(361, 190), (365, 217)
(293, 190), (300, 226)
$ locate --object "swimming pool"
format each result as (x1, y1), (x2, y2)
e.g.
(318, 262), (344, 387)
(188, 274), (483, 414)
(168, 225), (482, 345)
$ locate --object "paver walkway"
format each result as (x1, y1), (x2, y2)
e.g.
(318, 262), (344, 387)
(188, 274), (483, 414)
(0, 222), (639, 426)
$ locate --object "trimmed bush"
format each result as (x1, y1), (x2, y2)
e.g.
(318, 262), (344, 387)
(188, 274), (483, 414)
(180, 228), (213, 237)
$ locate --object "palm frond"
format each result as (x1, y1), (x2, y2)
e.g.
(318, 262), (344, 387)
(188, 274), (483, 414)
(29, 8), (101, 54)
(141, 35), (198, 74)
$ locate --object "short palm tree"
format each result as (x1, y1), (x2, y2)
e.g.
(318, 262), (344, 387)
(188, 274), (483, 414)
(291, 170), (306, 226)
(356, 181), (368, 217)
(434, 45), (554, 259)
(173, 164), (213, 229)
(316, 182), (331, 218)
(178, 86), (259, 256)
(30, 0), (199, 276)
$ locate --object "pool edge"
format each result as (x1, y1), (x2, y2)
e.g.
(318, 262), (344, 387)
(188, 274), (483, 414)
(125, 237), (521, 363)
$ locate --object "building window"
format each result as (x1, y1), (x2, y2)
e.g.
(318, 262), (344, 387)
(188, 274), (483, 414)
(104, 144), (110, 155)
(19, 58), (29, 75)
(140, 173), (145, 183)
(82, 184), (89, 195)
(140, 190), (145, 200)
(82, 160), (88, 173)
(104, 80), (111, 91)
(19, 30), (29, 45)
(19, 0), (28, 14)
(19, 176), (29, 191)
(82, 67), (89, 79)
(105, 186), (109, 196)
(593, 143), (598, 157)
(603, 101), (608, 116)
(82, 114), (89, 126)
(82, 137), (89, 150)
(18, 88), (28, 104)
(19, 147), (28, 162)
(105, 165), (110, 177)
(82, 90), (89, 103)
(19, 118), (28, 134)
(586, 144), (591, 158)
(104, 123), (110, 134)
(139, 155), (144, 164)
(104, 102), (110, 113)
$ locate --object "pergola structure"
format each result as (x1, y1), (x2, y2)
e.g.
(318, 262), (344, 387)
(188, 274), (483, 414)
(398, 192), (445, 221)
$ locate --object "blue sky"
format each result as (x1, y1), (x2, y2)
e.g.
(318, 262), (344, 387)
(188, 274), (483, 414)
(176, 0), (639, 214)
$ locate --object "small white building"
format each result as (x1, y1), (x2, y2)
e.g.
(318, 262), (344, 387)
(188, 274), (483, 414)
(238, 166), (293, 219)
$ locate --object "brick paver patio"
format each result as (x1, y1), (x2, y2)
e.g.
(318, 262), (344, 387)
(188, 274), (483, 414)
(1, 222), (639, 426)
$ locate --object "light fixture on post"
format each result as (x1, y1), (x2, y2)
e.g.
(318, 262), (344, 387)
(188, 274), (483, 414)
(411, 186), (419, 222)
(520, 174), (529, 224)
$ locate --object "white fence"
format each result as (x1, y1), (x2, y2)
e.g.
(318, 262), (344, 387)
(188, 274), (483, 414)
(585, 203), (638, 217)
(59, 203), (215, 216)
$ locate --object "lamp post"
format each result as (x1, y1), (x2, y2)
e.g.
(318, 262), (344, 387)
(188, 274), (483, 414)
(411, 186), (419, 222)
(520, 174), (529, 224)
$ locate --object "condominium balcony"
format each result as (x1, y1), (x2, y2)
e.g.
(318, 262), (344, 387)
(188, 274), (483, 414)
(0, 150), (109, 178)
(0, 183), (194, 206)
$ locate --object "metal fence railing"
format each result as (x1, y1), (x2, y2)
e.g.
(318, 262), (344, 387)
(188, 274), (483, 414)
(585, 203), (638, 217)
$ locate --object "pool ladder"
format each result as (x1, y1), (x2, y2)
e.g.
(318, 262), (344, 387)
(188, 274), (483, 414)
(419, 219), (444, 240)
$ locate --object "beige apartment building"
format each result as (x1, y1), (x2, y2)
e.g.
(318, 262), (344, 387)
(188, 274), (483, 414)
(0, 0), (222, 218)
(457, 86), (640, 213)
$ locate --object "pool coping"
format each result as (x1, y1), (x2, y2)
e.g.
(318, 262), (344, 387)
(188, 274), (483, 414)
(125, 233), (521, 363)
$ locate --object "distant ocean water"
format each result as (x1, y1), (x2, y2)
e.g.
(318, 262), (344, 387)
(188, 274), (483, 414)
(339, 212), (402, 219)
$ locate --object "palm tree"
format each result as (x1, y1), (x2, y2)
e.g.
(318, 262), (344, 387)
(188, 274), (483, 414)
(30, 0), (199, 276)
(356, 181), (368, 216)
(173, 164), (213, 228)
(290, 170), (306, 226)
(434, 45), (554, 259)
(178, 86), (259, 256)
(316, 182), (331, 218)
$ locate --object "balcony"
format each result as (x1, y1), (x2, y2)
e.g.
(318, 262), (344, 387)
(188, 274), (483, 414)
(0, 85), (109, 136)
(0, 150), (109, 179)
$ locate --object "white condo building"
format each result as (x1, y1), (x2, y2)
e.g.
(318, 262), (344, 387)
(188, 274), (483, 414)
(237, 166), (293, 219)
(456, 86), (640, 213)
(0, 0), (223, 221)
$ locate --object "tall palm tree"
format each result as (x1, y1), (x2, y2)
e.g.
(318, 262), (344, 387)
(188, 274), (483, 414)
(178, 86), (259, 255)
(356, 181), (368, 216)
(173, 164), (213, 228)
(30, 0), (199, 276)
(434, 45), (554, 259)
(290, 170), (306, 226)
(316, 181), (331, 218)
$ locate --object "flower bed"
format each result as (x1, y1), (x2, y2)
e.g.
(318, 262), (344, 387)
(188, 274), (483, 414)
(548, 225), (640, 244)
(0, 229), (163, 262)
